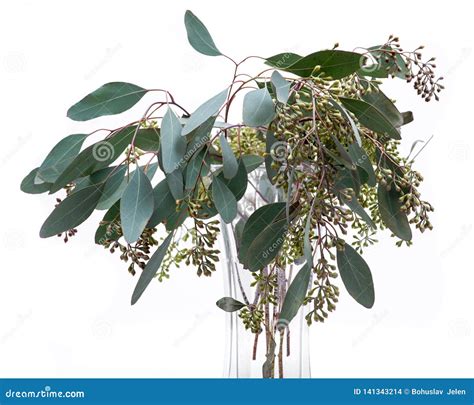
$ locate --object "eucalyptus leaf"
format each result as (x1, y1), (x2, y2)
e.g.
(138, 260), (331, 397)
(21, 168), (52, 194)
(161, 108), (186, 174)
(166, 169), (184, 201)
(148, 179), (177, 228)
(242, 155), (264, 173)
(184, 10), (222, 57)
(347, 143), (376, 187)
(182, 89), (227, 136)
(67, 82), (148, 121)
(40, 184), (104, 238)
(362, 86), (404, 128)
(131, 232), (174, 305)
(339, 97), (401, 140)
(220, 134), (238, 179)
(120, 167), (154, 244)
(278, 264), (311, 329)
(265, 52), (302, 69)
(185, 148), (207, 192)
(342, 194), (376, 229)
(265, 131), (278, 184)
(271, 71), (290, 104)
(95, 202), (121, 245)
(216, 297), (246, 312)
(284, 50), (362, 79)
(331, 135), (356, 170)
(212, 176), (237, 224)
(37, 134), (88, 183)
(328, 99), (361, 146)
(242, 88), (275, 127)
(377, 184), (412, 241)
(134, 127), (160, 152)
(337, 243), (375, 308)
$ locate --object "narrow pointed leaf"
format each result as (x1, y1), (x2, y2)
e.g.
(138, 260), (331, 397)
(283, 50), (362, 79)
(278, 264), (311, 328)
(337, 243), (375, 308)
(182, 89), (227, 135)
(265, 53), (302, 69)
(342, 194), (376, 229)
(67, 82), (148, 121)
(271, 71), (290, 104)
(166, 169), (184, 200)
(347, 143), (376, 187)
(40, 184), (104, 238)
(220, 134), (238, 179)
(161, 108), (186, 174)
(147, 180), (177, 228)
(120, 167), (154, 244)
(212, 176), (237, 224)
(37, 134), (88, 183)
(95, 202), (121, 245)
(378, 184), (412, 241)
(131, 232), (174, 305)
(184, 10), (222, 57)
(362, 87), (404, 128)
(185, 148), (207, 192)
(328, 98), (361, 146)
(242, 155), (264, 173)
(242, 88), (275, 127)
(339, 97), (400, 139)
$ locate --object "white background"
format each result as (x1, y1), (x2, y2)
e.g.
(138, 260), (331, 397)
(0, 0), (473, 377)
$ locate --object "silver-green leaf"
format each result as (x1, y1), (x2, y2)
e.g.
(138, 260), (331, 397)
(161, 108), (186, 174)
(182, 89), (227, 135)
(271, 71), (290, 104)
(212, 176), (237, 224)
(220, 134), (238, 179)
(120, 167), (154, 244)
(184, 10), (222, 57)
(242, 88), (275, 127)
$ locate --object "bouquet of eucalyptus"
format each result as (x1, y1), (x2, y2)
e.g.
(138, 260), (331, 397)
(21, 10), (442, 376)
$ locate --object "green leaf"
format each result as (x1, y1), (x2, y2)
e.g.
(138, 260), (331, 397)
(327, 98), (361, 146)
(401, 111), (414, 125)
(377, 184), (412, 241)
(182, 89), (227, 135)
(358, 45), (409, 79)
(161, 108), (186, 174)
(20, 168), (51, 194)
(339, 97), (401, 140)
(185, 148), (208, 192)
(120, 167), (154, 244)
(220, 134), (238, 179)
(166, 169), (184, 201)
(284, 50), (362, 79)
(303, 214), (313, 268)
(242, 155), (264, 173)
(185, 116), (215, 153)
(271, 71), (290, 104)
(212, 176), (237, 224)
(242, 88), (275, 127)
(347, 143), (376, 187)
(95, 202), (121, 245)
(131, 232), (174, 305)
(218, 159), (248, 201)
(238, 202), (290, 271)
(362, 87), (404, 128)
(40, 184), (104, 238)
(184, 10), (222, 57)
(50, 126), (136, 193)
(265, 52), (302, 69)
(147, 180), (177, 228)
(331, 135), (356, 170)
(134, 127), (160, 151)
(337, 242), (375, 308)
(278, 264), (311, 329)
(37, 134), (88, 183)
(216, 297), (246, 312)
(165, 202), (189, 231)
(67, 82), (148, 121)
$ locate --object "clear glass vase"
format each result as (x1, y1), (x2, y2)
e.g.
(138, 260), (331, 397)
(219, 168), (311, 378)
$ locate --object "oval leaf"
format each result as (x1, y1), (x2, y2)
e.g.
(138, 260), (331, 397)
(242, 88), (275, 127)
(166, 169), (184, 201)
(184, 10), (222, 57)
(242, 155), (264, 173)
(377, 184), (412, 241)
(161, 108), (186, 174)
(212, 176), (237, 224)
(337, 242), (375, 308)
(220, 134), (238, 179)
(40, 184), (104, 238)
(21, 168), (51, 194)
(182, 89), (227, 135)
(120, 167), (154, 244)
(131, 232), (174, 305)
(216, 297), (246, 312)
(147, 180), (177, 228)
(67, 82), (148, 121)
